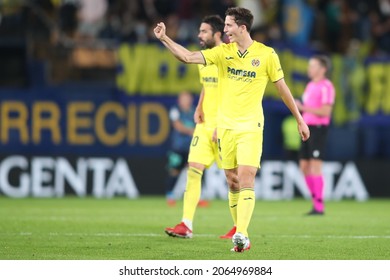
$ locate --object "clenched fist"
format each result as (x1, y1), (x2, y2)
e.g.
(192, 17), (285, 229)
(154, 22), (166, 40)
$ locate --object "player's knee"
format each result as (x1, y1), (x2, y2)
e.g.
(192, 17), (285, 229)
(238, 177), (255, 189)
(238, 171), (256, 188)
(238, 168), (256, 188)
(228, 179), (239, 192)
(225, 172), (239, 190)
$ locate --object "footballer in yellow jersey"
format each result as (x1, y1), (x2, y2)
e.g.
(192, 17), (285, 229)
(155, 7), (310, 252)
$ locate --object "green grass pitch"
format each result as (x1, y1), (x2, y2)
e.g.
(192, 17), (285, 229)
(0, 196), (389, 260)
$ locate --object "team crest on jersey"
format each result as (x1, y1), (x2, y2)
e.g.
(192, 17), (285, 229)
(251, 59), (260, 67)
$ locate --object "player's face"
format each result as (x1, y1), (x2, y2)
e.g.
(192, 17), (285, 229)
(198, 23), (216, 49)
(307, 58), (325, 80)
(224, 16), (241, 43)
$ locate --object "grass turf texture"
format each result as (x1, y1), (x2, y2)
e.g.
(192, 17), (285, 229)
(0, 196), (389, 260)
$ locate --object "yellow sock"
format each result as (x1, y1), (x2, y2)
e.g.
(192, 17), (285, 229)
(228, 190), (239, 226)
(182, 167), (203, 224)
(236, 188), (255, 237)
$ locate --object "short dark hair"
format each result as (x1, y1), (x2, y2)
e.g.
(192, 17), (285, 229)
(201, 15), (224, 35)
(225, 7), (254, 32)
(312, 55), (331, 74)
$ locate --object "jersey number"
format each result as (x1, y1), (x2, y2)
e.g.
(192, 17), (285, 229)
(192, 136), (199, 146)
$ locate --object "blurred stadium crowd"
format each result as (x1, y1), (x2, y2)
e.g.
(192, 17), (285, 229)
(1, 0), (389, 52)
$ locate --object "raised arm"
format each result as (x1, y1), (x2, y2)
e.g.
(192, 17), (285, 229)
(154, 22), (205, 64)
(274, 78), (310, 141)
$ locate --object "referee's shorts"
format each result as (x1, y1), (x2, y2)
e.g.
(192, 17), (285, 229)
(299, 125), (329, 160)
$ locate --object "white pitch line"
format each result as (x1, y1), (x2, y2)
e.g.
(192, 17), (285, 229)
(10, 232), (390, 239)
(275, 235), (390, 239)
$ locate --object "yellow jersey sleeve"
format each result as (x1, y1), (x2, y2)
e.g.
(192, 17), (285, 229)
(266, 49), (284, 82)
(201, 46), (223, 68)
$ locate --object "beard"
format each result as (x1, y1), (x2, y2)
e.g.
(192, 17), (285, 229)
(200, 38), (216, 49)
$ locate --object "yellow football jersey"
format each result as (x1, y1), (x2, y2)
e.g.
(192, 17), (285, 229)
(201, 41), (284, 131)
(197, 64), (219, 128)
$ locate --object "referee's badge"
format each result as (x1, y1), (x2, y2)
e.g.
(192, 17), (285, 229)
(251, 59), (260, 67)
